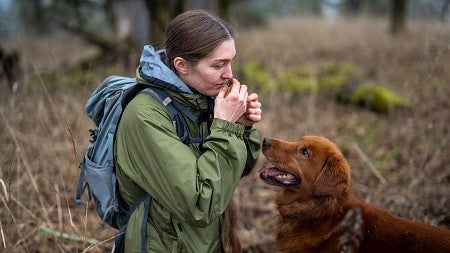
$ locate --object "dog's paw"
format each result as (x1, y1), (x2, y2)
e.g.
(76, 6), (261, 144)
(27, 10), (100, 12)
(338, 207), (364, 253)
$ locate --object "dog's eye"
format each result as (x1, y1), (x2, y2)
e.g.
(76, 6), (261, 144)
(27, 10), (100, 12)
(300, 148), (309, 157)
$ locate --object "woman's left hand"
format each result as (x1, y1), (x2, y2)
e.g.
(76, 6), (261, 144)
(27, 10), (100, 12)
(236, 93), (262, 127)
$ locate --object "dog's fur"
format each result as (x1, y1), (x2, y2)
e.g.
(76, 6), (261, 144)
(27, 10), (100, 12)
(259, 136), (450, 253)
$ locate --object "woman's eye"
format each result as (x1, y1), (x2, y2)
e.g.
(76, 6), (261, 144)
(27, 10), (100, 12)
(300, 148), (308, 157)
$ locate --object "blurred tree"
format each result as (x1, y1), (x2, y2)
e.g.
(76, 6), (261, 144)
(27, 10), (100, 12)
(311, 0), (323, 15)
(46, 0), (126, 58)
(144, 0), (174, 47)
(344, 0), (363, 16)
(365, 0), (390, 16)
(0, 44), (20, 90)
(8, 0), (236, 68)
(15, 0), (49, 34)
(145, 0), (170, 47)
(218, 0), (232, 21)
(297, 0), (322, 15)
(142, 0), (234, 45)
(390, 0), (407, 34)
(106, 0), (149, 47)
(439, 0), (449, 21)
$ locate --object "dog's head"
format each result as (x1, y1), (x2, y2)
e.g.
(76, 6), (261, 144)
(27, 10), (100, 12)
(259, 136), (351, 198)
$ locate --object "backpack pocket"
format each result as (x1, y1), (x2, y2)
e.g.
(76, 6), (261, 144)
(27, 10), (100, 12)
(83, 145), (126, 228)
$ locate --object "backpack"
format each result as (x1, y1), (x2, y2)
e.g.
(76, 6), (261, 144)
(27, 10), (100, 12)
(75, 75), (201, 252)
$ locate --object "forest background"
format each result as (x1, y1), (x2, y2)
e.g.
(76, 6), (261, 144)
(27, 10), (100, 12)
(0, 0), (449, 252)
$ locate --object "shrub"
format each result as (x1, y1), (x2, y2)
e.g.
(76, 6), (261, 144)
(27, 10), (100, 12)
(349, 84), (408, 114)
(279, 66), (318, 99)
(238, 61), (274, 94)
(317, 62), (355, 96)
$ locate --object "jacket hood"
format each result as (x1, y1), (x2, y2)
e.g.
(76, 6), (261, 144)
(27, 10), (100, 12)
(137, 45), (193, 94)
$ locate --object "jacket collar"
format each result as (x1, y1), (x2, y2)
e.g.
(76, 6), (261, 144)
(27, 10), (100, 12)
(137, 45), (193, 94)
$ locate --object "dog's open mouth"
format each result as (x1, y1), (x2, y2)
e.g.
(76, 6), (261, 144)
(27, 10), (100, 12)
(258, 166), (300, 186)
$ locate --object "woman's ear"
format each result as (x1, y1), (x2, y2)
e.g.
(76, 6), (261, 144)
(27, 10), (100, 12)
(173, 57), (188, 75)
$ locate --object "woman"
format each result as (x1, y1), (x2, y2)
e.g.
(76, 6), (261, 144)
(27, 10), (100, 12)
(114, 10), (262, 252)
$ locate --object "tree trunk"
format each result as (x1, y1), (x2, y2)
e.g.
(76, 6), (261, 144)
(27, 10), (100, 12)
(345, 0), (362, 16)
(0, 45), (20, 90)
(218, 0), (232, 21)
(145, 0), (170, 47)
(169, 0), (185, 18)
(390, 0), (407, 35)
(440, 0), (449, 21)
(144, 0), (185, 46)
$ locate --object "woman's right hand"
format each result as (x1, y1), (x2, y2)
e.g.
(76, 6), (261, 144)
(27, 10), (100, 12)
(214, 78), (248, 123)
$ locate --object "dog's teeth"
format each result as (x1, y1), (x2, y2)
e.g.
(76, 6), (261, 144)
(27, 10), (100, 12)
(277, 174), (294, 180)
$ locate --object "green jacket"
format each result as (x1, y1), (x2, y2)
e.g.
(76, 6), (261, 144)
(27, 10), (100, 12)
(114, 46), (261, 252)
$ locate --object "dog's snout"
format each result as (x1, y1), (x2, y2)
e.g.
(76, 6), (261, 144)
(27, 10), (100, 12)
(262, 138), (272, 148)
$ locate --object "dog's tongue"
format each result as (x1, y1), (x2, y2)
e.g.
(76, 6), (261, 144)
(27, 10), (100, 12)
(258, 166), (299, 185)
(258, 167), (285, 176)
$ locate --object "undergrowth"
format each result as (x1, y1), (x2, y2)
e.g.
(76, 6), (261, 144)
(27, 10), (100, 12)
(0, 16), (448, 252)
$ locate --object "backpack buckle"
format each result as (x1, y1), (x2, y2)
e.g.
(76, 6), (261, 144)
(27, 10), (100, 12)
(89, 129), (98, 143)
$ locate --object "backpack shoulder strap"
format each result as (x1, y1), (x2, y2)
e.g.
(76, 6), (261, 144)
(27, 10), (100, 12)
(139, 87), (204, 145)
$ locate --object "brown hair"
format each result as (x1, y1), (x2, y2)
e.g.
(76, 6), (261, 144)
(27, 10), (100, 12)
(165, 10), (235, 71)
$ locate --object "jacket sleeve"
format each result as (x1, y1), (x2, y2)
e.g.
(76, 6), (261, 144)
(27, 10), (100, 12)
(241, 127), (261, 177)
(115, 94), (251, 227)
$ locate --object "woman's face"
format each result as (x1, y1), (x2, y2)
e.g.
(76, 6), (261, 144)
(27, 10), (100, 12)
(179, 39), (236, 97)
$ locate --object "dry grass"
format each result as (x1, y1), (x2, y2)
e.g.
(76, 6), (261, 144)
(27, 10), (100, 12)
(0, 16), (449, 252)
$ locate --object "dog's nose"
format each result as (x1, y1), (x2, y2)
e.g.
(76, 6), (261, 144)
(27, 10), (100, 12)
(262, 138), (272, 148)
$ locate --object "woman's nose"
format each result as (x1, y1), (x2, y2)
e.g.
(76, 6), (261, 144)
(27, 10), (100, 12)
(222, 64), (233, 79)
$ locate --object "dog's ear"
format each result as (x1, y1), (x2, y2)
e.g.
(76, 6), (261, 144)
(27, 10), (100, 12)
(313, 154), (350, 197)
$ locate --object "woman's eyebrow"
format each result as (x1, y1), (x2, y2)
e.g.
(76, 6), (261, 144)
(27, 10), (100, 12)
(213, 55), (237, 63)
(213, 59), (229, 64)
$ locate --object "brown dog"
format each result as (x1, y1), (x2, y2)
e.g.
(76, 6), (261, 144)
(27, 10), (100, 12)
(259, 136), (450, 253)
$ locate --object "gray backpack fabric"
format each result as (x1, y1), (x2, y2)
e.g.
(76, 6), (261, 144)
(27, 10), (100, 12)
(75, 76), (201, 252)
(76, 76), (139, 229)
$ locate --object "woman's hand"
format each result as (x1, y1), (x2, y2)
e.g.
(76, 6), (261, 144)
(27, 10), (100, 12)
(236, 92), (262, 127)
(214, 78), (248, 123)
